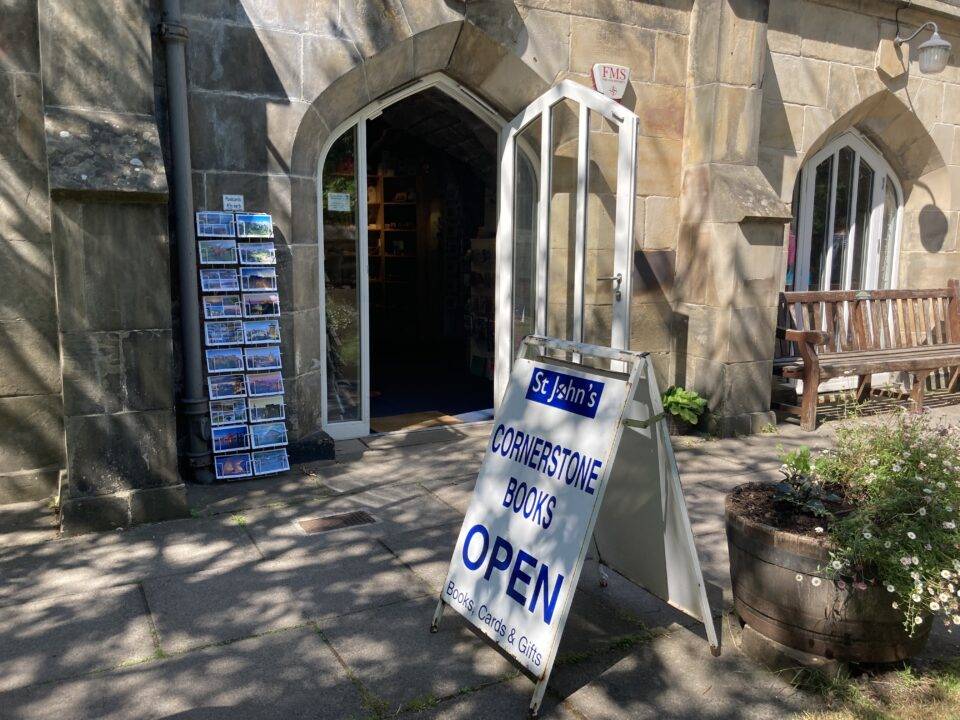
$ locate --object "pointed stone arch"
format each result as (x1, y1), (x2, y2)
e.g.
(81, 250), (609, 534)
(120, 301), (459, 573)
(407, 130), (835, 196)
(283, 21), (549, 446)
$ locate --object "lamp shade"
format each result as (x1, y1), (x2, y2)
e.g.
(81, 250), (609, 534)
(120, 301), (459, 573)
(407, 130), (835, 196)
(918, 30), (951, 74)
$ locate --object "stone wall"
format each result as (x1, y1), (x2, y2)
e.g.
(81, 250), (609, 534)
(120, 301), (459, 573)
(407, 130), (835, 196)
(0, 0), (64, 503)
(37, 0), (186, 532)
(180, 0), (693, 440)
(760, 0), (960, 288)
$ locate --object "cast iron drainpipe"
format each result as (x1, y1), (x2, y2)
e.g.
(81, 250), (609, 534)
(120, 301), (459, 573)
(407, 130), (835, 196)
(160, 0), (214, 483)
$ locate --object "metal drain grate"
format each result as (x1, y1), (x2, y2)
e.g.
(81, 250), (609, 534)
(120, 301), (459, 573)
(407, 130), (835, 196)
(297, 510), (377, 534)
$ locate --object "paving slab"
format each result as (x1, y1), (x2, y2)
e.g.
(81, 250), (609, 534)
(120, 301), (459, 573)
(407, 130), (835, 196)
(0, 584), (155, 692)
(0, 626), (366, 720)
(142, 540), (429, 653)
(241, 483), (462, 561)
(420, 676), (579, 719)
(0, 501), (58, 548)
(318, 595), (517, 712)
(424, 475), (475, 513)
(186, 470), (332, 517)
(379, 521), (461, 594)
(0, 518), (261, 606)
(361, 421), (493, 450)
(550, 627), (811, 720)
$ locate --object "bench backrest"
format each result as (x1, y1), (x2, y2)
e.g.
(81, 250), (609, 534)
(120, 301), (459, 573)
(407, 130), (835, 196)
(776, 282), (960, 358)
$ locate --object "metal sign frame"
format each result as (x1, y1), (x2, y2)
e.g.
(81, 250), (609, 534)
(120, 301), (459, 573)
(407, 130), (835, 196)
(432, 336), (719, 716)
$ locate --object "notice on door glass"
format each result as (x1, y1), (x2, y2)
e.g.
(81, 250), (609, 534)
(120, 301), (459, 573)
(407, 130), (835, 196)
(327, 192), (351, 212)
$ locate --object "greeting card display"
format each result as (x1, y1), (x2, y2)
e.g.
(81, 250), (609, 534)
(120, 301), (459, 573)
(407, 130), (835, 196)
(248, 395), (285, 423)
(196, 211), (235, 237)
(216, 453), (252, 480)
(203, 295), (242, 320)
(205, 348), (245, 374)
(200, 269), (240, 293)
(242, 293), (280, 318)
(210, 399), (248, 426)
(200, 208), (287, 475)
(212, 424), (250, 453)
(253, 449), (289, 476)
(199, 239), (238, 265)
(241, 267), (277, 291)
(235, 212), (274, 238)
(208, 373), (246, 400)
(250, 422), (288, 449)
(245, 346), (282, 371)
(243, 319), (280, 345)
(205, 320), (244, 346)
(238, 242), (276, 265)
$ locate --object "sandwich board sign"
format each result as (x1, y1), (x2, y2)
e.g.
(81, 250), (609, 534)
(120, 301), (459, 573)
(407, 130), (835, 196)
(431, 336), (719, 716)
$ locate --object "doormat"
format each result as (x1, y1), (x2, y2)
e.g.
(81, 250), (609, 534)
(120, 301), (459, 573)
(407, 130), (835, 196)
(370, 411), (461, 433)
(297, 510), (377, 534)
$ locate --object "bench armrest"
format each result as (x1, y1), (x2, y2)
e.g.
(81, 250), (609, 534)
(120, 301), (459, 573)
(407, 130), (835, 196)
(776, 327), (829, 346)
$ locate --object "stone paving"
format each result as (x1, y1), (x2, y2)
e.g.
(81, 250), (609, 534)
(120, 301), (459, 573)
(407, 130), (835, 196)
(1, 409), (960, 719)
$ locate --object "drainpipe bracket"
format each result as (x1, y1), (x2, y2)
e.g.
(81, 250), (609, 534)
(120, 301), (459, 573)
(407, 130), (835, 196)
(159, 21), (189, 43)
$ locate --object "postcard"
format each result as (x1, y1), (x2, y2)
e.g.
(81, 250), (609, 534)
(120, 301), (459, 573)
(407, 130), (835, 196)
(196, 211), (236, 238)
(203, 294), (242, 320)
(242, 292), (280, 318)
(245, 346), (282, 371)
(212, 424), (250, 453)
(243, 319), (281, 345)
(238, 242), (276, 265)
(253, 448), (290, 476)
(250, 421), (288, 449)
(235, 212), (274, 238)
(198, 239), (238, 265)
(248, 394), (285, 423)
(207, 373), (246, 400)
(200, 269), (240, 293)
(246, 371), (284, 397)
(209, 398), (247, 426)
(215, 453), (252, 480)
(240, 267), (277, 291)
(205, 320), (244, 346)
(205, 347), (244, 374)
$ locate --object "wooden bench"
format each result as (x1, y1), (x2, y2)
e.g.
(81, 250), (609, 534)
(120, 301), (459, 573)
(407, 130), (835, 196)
(773, 282), (960, 430)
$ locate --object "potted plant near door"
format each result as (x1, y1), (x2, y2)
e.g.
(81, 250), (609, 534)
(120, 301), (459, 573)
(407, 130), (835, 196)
(661, 386), (707, 435)
(726, 411), (960, 662)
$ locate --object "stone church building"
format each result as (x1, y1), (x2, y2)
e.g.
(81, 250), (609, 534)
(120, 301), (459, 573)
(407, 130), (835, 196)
(3, 0), (960, 532)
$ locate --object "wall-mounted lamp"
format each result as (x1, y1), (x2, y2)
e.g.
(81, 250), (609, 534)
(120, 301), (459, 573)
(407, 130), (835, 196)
(895, 21), (952, 74)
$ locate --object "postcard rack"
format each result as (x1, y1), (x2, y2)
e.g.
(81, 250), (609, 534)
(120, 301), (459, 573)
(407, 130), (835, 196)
(196, 210), (290, 481)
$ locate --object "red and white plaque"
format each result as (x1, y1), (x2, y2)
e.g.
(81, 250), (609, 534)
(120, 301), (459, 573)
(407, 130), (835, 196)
(591, 63), (630, 100)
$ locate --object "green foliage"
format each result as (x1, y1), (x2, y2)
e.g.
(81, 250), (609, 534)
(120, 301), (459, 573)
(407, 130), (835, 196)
(784, 412), (960, 635)
(661, 386), (707, 425)
(776, 446), (841, 517)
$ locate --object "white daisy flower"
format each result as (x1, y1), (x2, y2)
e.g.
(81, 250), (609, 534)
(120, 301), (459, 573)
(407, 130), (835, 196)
(892, 601), (899, 609)
(832, 560), (842, 570)
(811, 577), (822, 587)
(863, 531), (872, 539)
(908, 531), (917, 540)
(919, 508), (927, 516)
(814, 527), (824, 534)
(944, 570), (954, 579)
(931, 601), (941, 611)
(953, 615), (960, 625)
(916, 616), (924, 625)
(796, 574), (803, 582)
(885, 541), (892, 549)
(887, 584), (896, 593)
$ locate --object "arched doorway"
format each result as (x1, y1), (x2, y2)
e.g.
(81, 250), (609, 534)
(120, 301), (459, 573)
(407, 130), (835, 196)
(318, 74), (505, 439)
(318, 75), (641, 440)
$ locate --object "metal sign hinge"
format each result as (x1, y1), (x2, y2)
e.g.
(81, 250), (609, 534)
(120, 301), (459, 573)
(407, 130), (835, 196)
(624, 412), (665, 430)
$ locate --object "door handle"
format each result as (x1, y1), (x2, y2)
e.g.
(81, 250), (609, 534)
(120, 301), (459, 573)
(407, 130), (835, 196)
(598, 273), (623, 301)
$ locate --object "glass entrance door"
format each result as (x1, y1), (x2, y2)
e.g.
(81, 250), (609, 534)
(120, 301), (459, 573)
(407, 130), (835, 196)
(494, 81), (639, 401)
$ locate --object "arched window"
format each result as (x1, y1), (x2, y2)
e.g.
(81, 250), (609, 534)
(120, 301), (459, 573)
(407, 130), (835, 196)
(787, 132), (903, 292)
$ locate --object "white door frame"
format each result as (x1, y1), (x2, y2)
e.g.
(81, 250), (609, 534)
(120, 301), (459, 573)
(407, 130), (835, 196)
(316, 74), (505, 440)
(794, 130), (904, 293)
(494, 80), (639, 402)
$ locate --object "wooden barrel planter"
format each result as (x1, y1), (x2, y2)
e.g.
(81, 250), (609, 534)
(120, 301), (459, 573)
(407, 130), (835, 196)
(726, 484), (931, 663)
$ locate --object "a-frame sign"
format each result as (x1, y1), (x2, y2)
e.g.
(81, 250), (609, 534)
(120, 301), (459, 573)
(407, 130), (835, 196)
(431, 336), (719, 716)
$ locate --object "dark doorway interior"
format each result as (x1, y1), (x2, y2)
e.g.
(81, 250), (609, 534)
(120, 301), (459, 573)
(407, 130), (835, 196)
(365, 89), (497, 431)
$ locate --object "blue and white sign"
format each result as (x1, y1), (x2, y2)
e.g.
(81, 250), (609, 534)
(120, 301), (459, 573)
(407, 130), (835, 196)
(438, 351), (629, 677)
